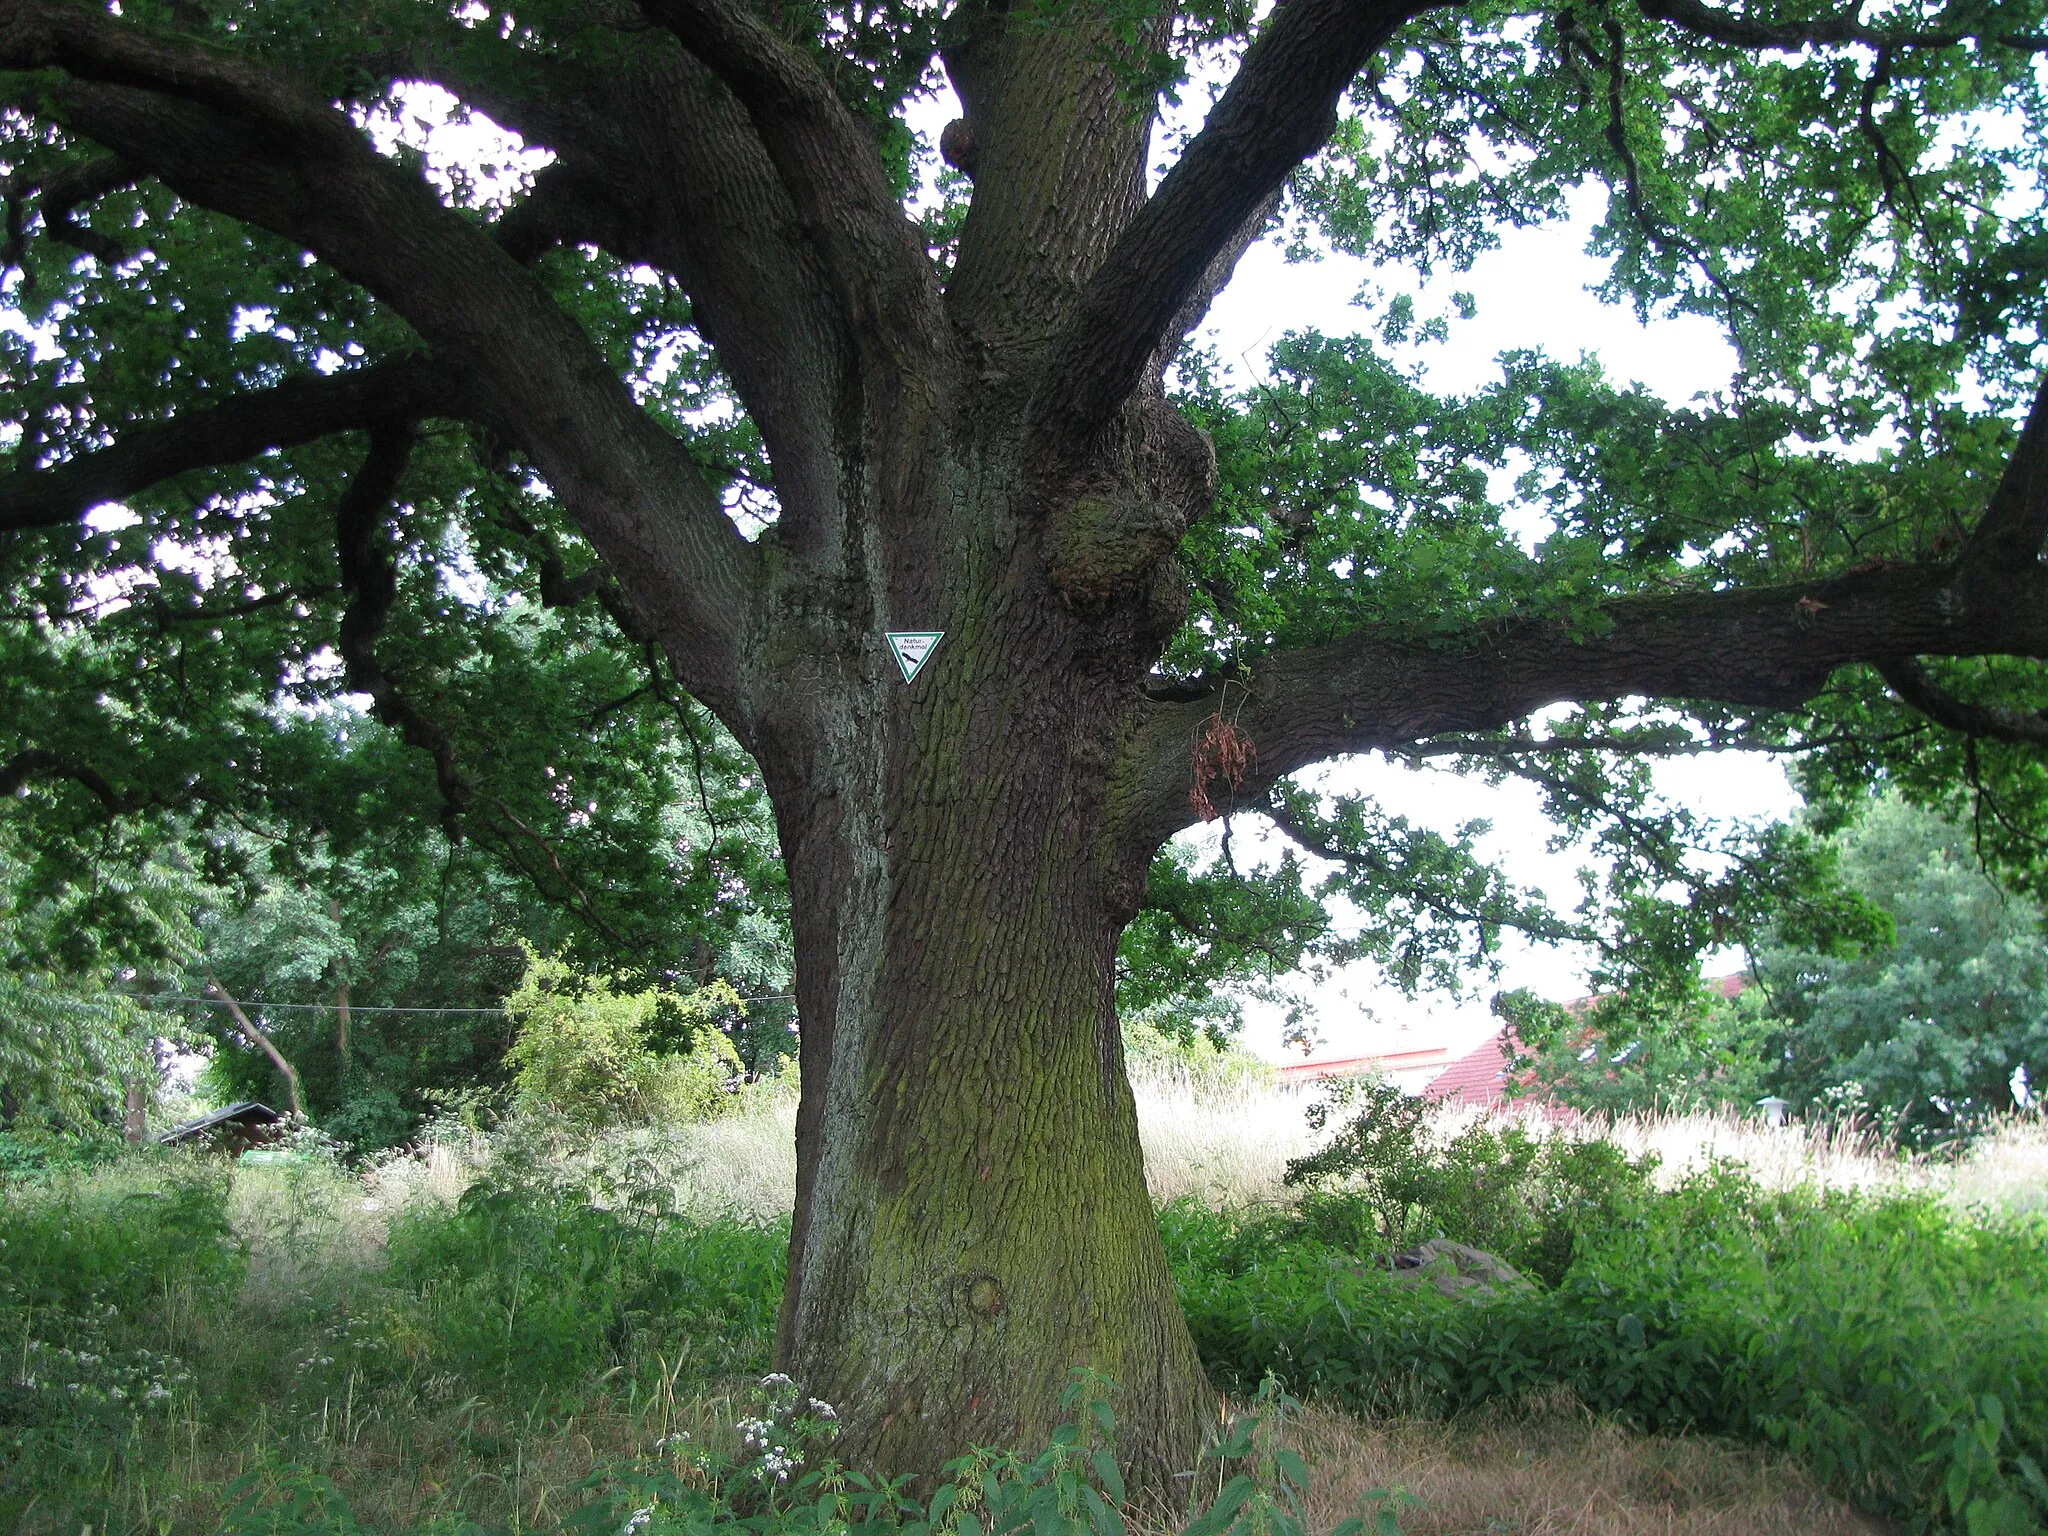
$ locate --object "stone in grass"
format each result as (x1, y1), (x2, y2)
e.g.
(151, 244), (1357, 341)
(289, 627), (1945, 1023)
(1388, 1239), (1533, 1299)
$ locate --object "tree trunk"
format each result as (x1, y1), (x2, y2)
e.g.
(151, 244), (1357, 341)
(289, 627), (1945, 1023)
(773, 719), (1213, 1487)
(758, 445), (1215, 1488)
(123, 1076), (147, 1144)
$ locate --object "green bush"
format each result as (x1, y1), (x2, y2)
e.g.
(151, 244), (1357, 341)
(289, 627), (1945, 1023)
(504, 954), (745, 1129)
(1166, 1167), (2048, 1534)
(380, 1177), (786, 1407)
(1281, 1081), (1659, 1283)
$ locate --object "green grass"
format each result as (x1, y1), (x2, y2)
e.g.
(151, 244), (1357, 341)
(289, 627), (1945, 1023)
(1165, 1171), (2048, 1534)
(4, 1120), (2044, 1535)
(0, 1150), (788, 1536)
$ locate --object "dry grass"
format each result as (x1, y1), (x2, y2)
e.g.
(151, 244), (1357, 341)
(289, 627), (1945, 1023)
(1286, 1396), (1902, 1536)
(1126, 1083), (2048, 1216)
(337, 1081), (2048, 1233)
(1136, 1082), (1315, 1208)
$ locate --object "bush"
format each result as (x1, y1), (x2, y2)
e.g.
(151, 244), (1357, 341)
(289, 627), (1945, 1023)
(504, 954), (744, 1129)
(1281, 1082), (1659, 1283)
(1167, 1162), (2048, 1534)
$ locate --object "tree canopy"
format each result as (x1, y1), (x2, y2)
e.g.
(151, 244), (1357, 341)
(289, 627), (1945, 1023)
(9, 0), (2048, 1479)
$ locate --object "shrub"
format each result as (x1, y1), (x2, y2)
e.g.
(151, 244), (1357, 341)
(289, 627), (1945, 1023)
(1281, 1082), (1659, 1283)
(1166, 1162), (2048, 1534)
(504, 953), (744, 1129)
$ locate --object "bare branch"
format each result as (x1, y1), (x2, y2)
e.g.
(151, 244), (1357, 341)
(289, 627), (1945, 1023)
(0, 359), (453, 533)
(1029, 0), (1437, 472)
(1878, 657), (2048, 746)
(1637, 0), (2048, 53)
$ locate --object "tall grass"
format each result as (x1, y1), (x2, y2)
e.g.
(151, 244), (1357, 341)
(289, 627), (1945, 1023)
(6, 1082), (2040, 1535)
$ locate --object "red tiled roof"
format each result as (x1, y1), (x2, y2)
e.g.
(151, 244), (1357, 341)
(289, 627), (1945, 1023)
(1422, 1034), (1513, 1105)
(1276, 1046), (1451, 1084)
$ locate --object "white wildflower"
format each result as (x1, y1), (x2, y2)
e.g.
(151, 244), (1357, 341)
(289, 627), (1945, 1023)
(619, 1506), (654, 1536)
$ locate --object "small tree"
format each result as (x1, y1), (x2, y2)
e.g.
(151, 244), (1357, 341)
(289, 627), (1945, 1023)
(505, 952), (742, 1128)
(1758, 796), (2048, 1139)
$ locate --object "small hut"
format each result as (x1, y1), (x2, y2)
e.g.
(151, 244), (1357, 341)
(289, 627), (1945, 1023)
(158, 1102), (285, 1155)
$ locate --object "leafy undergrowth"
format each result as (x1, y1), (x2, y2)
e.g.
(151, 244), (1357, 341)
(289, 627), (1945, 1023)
(1167, 1170), (2048, 1534)
(4, 1118), (2033, 1536)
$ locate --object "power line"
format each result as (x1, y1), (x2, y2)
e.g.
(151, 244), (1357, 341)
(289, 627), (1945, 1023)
(148, 993), (796, 1015)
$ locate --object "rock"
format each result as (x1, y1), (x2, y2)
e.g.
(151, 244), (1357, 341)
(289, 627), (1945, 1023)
(1388, 1238), (1532, 1299)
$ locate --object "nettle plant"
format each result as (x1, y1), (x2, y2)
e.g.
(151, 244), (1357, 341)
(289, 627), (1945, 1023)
(563, 1371), (1415, 1536)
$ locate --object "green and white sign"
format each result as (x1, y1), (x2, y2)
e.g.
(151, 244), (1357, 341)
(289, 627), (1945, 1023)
(885, 631), (944, 683)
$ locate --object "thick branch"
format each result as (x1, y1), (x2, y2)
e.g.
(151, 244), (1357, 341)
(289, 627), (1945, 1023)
(1878, 657), (2048, 746)
(205, 971), (303, 1119)
(364, 32), (855, 547)
(1126, 559), (2048, 851)
(1638, 0), (2048, 53)
(1030, 0), (1434, 473)
(2, 0), (756, 706)
(332, 424), (470, 827)
(636, 0), (940, 359)
(0, 359), (451, 533)
(1961, 370), (2048, 573)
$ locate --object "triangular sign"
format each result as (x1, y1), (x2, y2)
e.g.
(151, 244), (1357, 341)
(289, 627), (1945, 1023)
(885, 631), (944, 684)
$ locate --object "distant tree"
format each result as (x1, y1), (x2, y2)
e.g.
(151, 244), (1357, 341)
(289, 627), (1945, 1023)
(1757, 795), (2048, 1139)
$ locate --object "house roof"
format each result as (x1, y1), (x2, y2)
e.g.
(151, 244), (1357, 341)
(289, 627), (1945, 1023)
(158, 1101), (283, 1145)
(1422, 1034), (1514, 1106)
(1276, 1046), (1451, 1085)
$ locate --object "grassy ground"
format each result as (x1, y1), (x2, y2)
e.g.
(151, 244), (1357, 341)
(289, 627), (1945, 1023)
(3, 1082), (2040, 1535)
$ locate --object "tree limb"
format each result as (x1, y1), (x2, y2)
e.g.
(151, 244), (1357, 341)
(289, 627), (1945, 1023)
(204, 970), (303, 1119)
(636, 0), (941, 360)
(1124, 558), (2048, 852)
(2, 0), (757, 706)
(1877, 656), (2048, 746)
(0, 152), (138, 278)
(0, 747), (146, 812)
(1961, 370), (2048, 574)
(331, 423), (471, 831)
(1029, 0), (1438, 475)
(0, 359), (453, 533)
(1637, 0), (2048, 53)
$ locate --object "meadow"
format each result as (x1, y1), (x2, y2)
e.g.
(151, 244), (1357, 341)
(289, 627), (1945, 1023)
(3, 1077), (2044, 1536)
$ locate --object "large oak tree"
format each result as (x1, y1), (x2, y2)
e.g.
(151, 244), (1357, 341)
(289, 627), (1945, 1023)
(8, 0), (2048, 1488)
